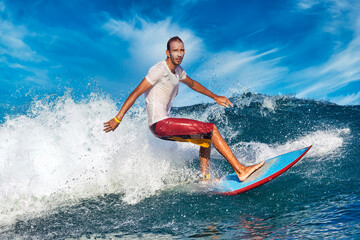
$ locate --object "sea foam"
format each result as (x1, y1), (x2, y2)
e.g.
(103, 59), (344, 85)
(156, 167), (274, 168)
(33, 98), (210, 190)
(0, 94), (196, 227)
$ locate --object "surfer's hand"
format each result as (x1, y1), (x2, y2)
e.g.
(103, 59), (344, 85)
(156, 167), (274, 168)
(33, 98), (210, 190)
(103, 118), (120, 133)
(214, 96), (233, 108)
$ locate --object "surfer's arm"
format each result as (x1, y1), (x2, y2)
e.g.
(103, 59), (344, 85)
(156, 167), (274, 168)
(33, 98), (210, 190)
(180, 76), (233, 108)
(103, 78), (152, 133)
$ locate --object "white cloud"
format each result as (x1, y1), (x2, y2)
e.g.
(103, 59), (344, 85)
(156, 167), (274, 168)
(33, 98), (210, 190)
(0, 19), (44, 62)
(297, 0), (350, 12)
(0, 1), (46, 64)
(297, 0), (320, 10)
(192, 49), (287, 93)
(297, 0), (354, 34)
(330, 91), (360, 105)
(0, 2), (5, 12)
(7, 63), (50, 85)
(24, 69), (50, 85)
(293, 0), (360, 105)
(296, 22), (360, 98)
(0, 2), (49, 87)
(103, 17), (204, 70)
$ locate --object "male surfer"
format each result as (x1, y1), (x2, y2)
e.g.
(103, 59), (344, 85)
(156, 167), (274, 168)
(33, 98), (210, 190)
(103, 36), (264, 181)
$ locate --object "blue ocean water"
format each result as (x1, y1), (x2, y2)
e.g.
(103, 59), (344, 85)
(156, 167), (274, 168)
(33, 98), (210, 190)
(0, 92), (359, 239)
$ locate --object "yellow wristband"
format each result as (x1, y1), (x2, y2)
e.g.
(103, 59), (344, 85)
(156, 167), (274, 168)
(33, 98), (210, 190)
(114, 117), (121, 123)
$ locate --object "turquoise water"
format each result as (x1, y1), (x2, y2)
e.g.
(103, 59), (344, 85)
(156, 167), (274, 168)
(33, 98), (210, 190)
(0, 92), (359, 239)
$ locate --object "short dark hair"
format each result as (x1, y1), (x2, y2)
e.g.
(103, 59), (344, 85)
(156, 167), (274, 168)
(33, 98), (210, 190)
(167, 36), (183, 51)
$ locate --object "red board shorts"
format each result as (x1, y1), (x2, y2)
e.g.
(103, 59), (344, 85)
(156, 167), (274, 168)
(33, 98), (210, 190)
(150, 118), (214, 148)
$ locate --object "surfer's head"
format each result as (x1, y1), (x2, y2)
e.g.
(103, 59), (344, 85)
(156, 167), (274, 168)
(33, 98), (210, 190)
(166, 36), (185, 66)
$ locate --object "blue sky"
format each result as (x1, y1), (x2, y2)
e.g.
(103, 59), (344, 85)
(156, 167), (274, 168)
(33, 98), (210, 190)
(1, 0), (360, 106)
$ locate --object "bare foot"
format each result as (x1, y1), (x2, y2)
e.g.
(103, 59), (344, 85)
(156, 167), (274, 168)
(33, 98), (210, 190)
(235, 161), (265, 182)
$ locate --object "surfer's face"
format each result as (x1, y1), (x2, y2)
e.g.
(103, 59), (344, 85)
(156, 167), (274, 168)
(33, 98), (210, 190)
(166, 40), (185, 66)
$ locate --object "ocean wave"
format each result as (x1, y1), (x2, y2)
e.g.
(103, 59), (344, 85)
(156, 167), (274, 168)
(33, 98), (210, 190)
(0, 92), (355, 227)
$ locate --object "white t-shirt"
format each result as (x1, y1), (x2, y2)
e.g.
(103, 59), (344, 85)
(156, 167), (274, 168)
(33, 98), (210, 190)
(144, 60), (187, 125)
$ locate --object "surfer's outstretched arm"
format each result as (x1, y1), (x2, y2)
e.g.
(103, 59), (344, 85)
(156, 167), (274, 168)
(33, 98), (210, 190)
(180, 76), (233, 108)
(103, 78), (152, 133)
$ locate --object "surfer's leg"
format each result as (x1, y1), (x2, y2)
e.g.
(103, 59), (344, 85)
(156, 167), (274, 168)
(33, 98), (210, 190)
(211, 125), (264, 181)
(199, 146), (210, 179)
(150, 118), (214, 179)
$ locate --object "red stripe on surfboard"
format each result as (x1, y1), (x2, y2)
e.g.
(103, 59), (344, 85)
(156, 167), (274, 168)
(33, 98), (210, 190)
(218, 145), (312, 196)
